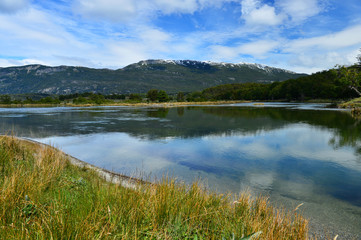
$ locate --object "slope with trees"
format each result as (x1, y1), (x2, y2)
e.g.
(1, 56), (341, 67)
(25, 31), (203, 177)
(199, 66), (360, 102)
(0, 60), (306, 95)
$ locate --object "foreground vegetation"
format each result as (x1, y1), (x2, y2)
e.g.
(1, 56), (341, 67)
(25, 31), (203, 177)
(0, 136), (309, 239)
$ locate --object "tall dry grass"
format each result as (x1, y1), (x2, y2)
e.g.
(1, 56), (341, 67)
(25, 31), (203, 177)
(0, 135), (309, 239)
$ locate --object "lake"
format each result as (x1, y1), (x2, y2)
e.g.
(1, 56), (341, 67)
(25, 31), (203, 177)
(1, 103), (360, 238)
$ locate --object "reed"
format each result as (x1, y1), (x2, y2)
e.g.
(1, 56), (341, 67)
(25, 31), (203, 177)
(0, 135), (310, 239)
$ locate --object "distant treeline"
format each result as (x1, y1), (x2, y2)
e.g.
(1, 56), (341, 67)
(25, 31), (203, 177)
(0, 91), (171, 105)
(0, 67), (359, 105)
(0, 92), (127, 105)
(192, 69), (359, 101)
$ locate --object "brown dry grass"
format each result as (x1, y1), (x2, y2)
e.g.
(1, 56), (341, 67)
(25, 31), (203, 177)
(0, 135), (310, 239)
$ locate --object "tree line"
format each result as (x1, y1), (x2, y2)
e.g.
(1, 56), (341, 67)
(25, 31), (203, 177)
(198, 68), (359, 102)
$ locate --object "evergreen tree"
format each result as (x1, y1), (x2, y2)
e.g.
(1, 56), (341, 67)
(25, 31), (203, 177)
(147, 89), (159, 102)
(0, 95), (12, 104)
(176, 92), (185, 102)
(157, 90), (169, 102)
(129, 93), (142, 102)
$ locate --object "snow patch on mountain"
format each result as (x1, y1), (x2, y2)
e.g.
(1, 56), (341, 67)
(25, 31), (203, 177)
(134, 59), (296, 74)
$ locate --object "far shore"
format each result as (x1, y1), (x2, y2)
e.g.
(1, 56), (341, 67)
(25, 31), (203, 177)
(0, 99), (345, 108)
(0, 100), (247, 108)
(1, 99), (360, 116)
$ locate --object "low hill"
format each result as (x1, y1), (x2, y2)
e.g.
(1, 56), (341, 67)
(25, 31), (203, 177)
(0, 60), (307, 94)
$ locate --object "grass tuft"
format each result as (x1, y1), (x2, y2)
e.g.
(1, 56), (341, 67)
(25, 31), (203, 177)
(0, 135), (310, 239)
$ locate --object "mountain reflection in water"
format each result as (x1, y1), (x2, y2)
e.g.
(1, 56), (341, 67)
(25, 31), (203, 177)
(0, 104), (360, 238)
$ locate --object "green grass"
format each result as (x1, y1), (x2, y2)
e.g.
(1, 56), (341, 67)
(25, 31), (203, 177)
(338, 97), (361, 117)
(339, 97), (361, 108)
(0, 136), (309, 239)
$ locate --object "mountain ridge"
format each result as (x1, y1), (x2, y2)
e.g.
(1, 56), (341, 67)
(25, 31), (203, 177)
(0, 60), (307, 95)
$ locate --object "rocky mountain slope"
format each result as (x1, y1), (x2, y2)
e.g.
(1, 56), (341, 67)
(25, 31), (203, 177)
(0, 60), (307, 94)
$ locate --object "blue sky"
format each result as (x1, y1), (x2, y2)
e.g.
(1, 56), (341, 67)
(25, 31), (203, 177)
(0, 0), (360, 73)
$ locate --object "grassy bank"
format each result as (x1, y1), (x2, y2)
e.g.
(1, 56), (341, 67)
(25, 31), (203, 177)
(338, 97), (361, 108)
(0, 100), (245, 108)
(0, 136), (309, 239)
(64, 100), (246, 108)
(338, 97), (361, 117)
(0, 99), (345, 109)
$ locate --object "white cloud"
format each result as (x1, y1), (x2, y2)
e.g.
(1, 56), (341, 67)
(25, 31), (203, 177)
(154, 0), (236, 14)
(0, 7), (101, 67)
(210, 40), (279, 61)
(153, 0), (199, 14)
(246, 5), (284, 26)
(240, 40), (280, 55)
(75, 0), (137, 22)
(139, 28), (172, 46)
(286, 49), (359, 73)
(241, 0), (285, 26)
(0, 0), (29, 13)
(97, 26), (176, 67)
(276, 24), (361, 72)
(287, 24), (361, 51)
(0, 0), (359, 75)
(74, 0), (236, 22)
(276, 0), (322, 22)
(0, 2), (180, 68)
(0, 58), (46, 67)
(241, 0), (258, 15)
(105, 41), (150, 67)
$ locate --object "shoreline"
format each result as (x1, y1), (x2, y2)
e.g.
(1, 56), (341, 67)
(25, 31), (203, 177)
(1, 102), (359, 238)
(7, 136), (345, 239)
(0, 99), (344, 108)
(0, 135), (310, 239)
(0, 100), (246, 108)
(17, 137), (147, 190)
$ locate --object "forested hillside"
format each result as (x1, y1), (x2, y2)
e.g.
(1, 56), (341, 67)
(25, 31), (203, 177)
(197, 69), (359, 101)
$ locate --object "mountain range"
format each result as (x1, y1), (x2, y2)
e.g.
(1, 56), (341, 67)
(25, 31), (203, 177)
(0, 60), (307, 95)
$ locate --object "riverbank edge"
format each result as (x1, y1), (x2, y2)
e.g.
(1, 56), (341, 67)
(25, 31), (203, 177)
(16, 137), (147, 190)
(0, 135), (312, 239)
(0, 99), (347, 109)
(0, 100), (247, 108)
(338, 97), (361, 117)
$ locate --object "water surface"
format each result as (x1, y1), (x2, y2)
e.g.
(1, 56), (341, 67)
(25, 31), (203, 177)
(1, 103), (360, 238)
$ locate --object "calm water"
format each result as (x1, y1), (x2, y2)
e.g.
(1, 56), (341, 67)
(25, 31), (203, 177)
(1, 103), (360, 238)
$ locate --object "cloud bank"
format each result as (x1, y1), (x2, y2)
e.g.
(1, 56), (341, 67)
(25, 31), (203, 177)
(0, 0), (360, 73)
(0, 0), (29, 13)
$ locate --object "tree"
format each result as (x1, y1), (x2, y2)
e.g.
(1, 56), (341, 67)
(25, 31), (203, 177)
(39, 96), (60, 104)
(0, 95), (12, 104)
(129, 93), (142, 102)
(157, 90), (169, 102)
(89, 93), (106, 104)
(73, 96), (87, 104)
(24, 97), (34, 104)
(176, 92), (185, 102)
(335, 65), (361, 97)
(147, 89), (159, 102)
